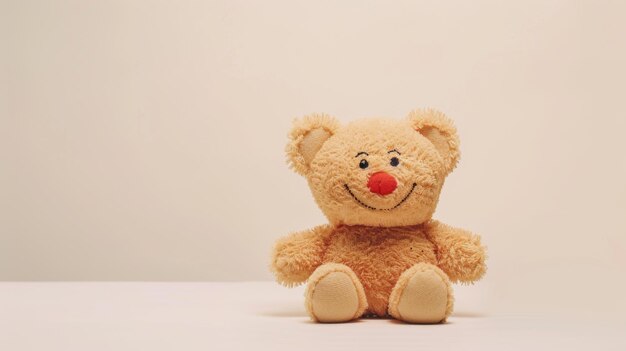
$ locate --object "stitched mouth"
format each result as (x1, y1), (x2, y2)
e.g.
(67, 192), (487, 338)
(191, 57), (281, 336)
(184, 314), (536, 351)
(344, 182), (418, 211)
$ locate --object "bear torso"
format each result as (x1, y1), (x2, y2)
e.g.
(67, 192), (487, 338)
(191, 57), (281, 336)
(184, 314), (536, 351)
(322, 224), (438, 316)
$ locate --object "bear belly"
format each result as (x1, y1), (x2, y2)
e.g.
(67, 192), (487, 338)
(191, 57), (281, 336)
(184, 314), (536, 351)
(322, 225), (438, 317)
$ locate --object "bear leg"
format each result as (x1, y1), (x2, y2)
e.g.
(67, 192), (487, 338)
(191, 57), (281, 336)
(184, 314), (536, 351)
(388, 262), (454, 323)
(305, 263), (368, 323)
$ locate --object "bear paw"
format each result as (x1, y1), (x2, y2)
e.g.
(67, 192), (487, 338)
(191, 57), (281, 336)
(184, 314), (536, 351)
(388, 263), (453, 324)
(305, 263), (368, 323)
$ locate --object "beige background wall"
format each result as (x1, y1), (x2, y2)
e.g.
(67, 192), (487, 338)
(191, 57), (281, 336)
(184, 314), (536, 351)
(2, 0), (626, 314)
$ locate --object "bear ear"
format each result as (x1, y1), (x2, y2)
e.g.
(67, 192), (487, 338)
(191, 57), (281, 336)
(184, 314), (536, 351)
(286, 113), (341, 176)
(407, 109), (460, 173)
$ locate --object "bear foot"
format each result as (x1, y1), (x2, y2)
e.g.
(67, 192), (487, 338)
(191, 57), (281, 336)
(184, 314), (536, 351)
(305, 263), (368, 323)
(388, 263), (454, 324)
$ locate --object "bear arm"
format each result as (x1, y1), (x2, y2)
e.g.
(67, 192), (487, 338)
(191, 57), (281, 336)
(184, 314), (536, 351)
(423, 220), (487, 283)
(270, 224), (333, 287)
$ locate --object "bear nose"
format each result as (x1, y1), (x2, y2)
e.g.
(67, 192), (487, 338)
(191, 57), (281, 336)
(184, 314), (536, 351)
(367, 171), (397, 195)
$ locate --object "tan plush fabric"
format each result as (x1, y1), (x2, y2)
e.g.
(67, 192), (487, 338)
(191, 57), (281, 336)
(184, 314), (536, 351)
(424, 220), (487, 283)
(305, 263), (368, 323)
(298, 128), (333, 171)
(322, 225), (437, 316)
(271, 109), (487, 323)
(388, 263), (453, 323)
(286, 113), (341, 176)
(271, 225), (334, 287)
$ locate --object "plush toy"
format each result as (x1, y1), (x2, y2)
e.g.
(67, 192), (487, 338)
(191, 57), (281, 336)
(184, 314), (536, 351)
(270, 109), (486, 324)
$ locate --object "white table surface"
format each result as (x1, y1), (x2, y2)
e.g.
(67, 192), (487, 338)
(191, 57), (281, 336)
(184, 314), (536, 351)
(1, 282), (624, 351)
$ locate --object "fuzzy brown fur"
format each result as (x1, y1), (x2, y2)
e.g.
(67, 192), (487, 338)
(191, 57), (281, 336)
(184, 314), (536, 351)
(271, 109), (486, 323)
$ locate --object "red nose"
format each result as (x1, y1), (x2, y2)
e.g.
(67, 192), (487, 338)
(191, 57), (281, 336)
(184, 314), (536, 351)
(367, 172), (397, 195)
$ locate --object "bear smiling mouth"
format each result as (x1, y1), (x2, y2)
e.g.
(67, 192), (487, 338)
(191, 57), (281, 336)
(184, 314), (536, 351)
(343, 182), (418, 211)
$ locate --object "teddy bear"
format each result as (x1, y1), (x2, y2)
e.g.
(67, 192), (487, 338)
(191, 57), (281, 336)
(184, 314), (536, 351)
(270, 109), (486, 324)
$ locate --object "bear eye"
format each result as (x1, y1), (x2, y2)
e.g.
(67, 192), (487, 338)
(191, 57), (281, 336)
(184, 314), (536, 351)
(359, 159), (369, 169)
(390, 157), (400, 167)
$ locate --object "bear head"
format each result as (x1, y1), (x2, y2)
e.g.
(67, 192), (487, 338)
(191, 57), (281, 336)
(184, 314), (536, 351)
(286, 109), (460, 227)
